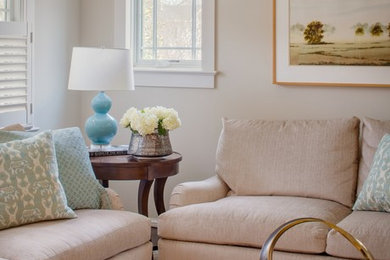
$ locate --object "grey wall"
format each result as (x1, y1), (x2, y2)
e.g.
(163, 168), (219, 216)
(79, 0), (390, 217)
(34, 0), (81, 129)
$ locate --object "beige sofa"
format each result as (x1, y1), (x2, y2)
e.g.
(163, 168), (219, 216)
(0, 125), (152, 260)
(158, 117), (390, 260)
(0, 188), (152, 260)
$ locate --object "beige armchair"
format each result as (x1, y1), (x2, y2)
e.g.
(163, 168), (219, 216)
(158, 118), (390, 260)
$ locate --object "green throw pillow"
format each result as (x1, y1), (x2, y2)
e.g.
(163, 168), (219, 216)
(0, 127), (110, 210)
(353, 134), (390, 212)
(0, 131), (76, 230)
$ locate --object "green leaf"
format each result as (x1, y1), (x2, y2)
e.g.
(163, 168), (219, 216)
(158, 121), (167, 135)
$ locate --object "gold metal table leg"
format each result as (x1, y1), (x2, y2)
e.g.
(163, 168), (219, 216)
(259, 217), (374, 260)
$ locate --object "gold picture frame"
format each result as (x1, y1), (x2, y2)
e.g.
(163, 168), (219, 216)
(273, 0), (390, 87)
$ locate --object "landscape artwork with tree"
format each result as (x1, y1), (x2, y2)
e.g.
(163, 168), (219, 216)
(289, 0), (390, 66)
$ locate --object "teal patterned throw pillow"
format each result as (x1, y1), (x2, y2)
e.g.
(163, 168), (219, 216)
(353, 134), (390, 212)
(0, 131), (76, 230)
(0, 128), (110, 210)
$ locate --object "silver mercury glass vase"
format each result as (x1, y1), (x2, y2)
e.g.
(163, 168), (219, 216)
(128, 131), (173, 157)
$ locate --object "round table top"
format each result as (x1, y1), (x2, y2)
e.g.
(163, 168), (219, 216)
(90, 152), (182, 167)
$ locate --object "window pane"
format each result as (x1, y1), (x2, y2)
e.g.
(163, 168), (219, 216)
(136, 0), (204, 64)
(0, 0), (24, 22)
(157, 49), (192, 60)
(141, 49), (154, 60)
(157, 0), (193, 48)
(196, 0), (201, 50)
(0, 0), (6, 21)
(195, 49), (201, 60)
(142, 0), (153, 48)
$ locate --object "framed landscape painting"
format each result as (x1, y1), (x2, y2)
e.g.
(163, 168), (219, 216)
(273, 0), (390, 87)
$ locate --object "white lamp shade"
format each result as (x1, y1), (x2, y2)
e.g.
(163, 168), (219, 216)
(68, 47), (134, 91)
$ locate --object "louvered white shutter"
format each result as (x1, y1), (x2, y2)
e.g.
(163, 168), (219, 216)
(0, 35), (28, 113)
(0, 0), (32, 125)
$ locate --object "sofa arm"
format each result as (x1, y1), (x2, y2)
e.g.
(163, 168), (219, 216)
(0, 123), (25, 131)
(169, 175), (230, 209)
(101, 188), (125, 210)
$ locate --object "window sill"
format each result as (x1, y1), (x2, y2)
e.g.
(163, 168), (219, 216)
(133, 68), (217, 89)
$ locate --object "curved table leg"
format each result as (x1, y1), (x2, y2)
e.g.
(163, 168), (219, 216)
(154, 177), (168, 215)
(138, 179), (154, 216)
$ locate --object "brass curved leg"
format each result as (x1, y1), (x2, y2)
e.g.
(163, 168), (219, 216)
(259, 217), (374, 260)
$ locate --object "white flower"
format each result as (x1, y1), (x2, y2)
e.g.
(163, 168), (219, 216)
(119, 115), (130, 128)
(133, 112), (158, 136)
(120, 107), (137, 128)
(162, 109), (181, 130)
(149, 106), (169, 120)
(120, 106), (181, 136)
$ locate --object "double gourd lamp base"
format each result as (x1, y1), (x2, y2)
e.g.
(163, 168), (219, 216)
(86, 91), (117, 148)
(68, 47), (134, 148)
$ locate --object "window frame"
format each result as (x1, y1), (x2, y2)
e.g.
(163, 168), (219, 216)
(133, 0), (202, 68)
(119, 0), (216, 88)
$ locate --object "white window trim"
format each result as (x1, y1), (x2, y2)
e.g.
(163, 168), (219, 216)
(114, 0), (216, 88)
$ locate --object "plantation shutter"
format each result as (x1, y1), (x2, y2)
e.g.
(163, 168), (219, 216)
(0, 35), (28, 113)
(0, 5), (31, 125)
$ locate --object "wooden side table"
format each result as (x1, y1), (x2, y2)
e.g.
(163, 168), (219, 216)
(90, 152), (182, 217)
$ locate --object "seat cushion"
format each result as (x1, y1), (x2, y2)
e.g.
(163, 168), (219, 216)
(159, 196), (351, 254)
(326, 211), (390, 260)
(0, 209), (151, 260)
(158, 239), (347, 260)
(216, 118), (360, 207)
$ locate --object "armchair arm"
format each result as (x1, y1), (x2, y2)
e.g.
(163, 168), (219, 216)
(169, 175), (230, 209)
(101, 188), (125, 210)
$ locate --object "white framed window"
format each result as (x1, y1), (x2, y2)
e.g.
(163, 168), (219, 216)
(134, 0), (201, 68)
(0, 0), (23, 22)
(0, 0), (33, 125)
(125, 0), (216, 88)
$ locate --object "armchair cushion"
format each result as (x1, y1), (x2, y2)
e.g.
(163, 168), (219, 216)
(326, 211), (390, 260)
(358, 117), (390, 194)
(0, 209), (151, 260)
(353, 134), (390, 212)
(159, 196), (350, 254)
(216, 118), (360, 207)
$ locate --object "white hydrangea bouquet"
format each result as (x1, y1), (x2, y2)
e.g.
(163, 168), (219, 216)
(120, 106), (181, 136)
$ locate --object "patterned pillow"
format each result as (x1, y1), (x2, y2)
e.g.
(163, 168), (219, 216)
(0, 131), (76, 230)
(0, 128), (110, 210)
(353, 134), (390, 212)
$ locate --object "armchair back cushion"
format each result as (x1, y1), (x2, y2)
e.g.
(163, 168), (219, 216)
(216, 118), (360, 207)
(357, 117), (390, 194)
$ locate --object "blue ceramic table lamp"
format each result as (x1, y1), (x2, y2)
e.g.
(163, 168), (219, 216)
(68, 47), (134, 149)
